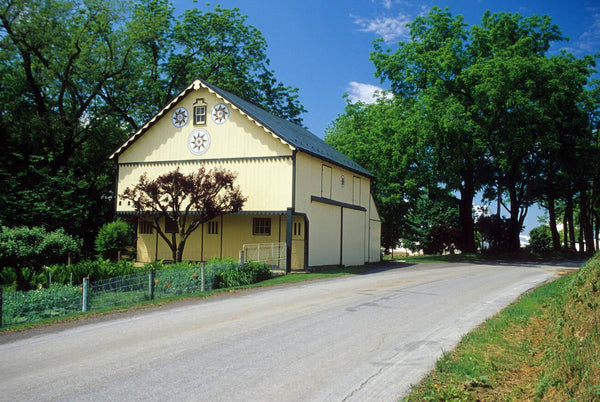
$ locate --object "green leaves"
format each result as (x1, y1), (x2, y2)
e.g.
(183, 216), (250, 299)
(95, 219), (135, 261)
(0, 226), (82, 290)
(0, 1), (306, 255)
(337, 7), (599, 253)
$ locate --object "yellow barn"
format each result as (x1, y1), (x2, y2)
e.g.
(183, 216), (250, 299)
(110, 79), (381, 271)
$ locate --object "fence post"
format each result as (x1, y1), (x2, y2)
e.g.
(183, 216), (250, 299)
(149, 269), (155, 300)
(201, 262), (205, 292)
(239, 250), (245, 267)
(82, 277), (89, 312)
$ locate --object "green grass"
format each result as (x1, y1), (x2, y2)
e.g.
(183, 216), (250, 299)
(388, 250), (586, 264)
(1, 264), (372, 332)
(404, 253), (600, 401)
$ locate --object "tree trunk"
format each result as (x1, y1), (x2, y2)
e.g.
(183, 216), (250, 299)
(176, 236), (189, 263)
(547, 195), (561, 251)
(581, 191), (595, 254)
(15, 268), (33, 291)
(566, 196), (576, 250)
(170, 232), (178, 262)
(563, 208), (569, 250)
(596, 215), (600, 251)
(507, 179), (522, 252)
(458, 183), (476, 253)
(579, 192), (587, 253)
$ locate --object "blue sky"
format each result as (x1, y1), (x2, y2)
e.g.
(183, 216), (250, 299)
(174, 0), (599, 234)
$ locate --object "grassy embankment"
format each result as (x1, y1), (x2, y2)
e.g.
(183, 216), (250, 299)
(404, 253), (600, 401)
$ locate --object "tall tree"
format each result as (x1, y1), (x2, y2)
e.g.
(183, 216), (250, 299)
(467, 12), (558, 250)
(332, 7), (598, 254)
(0, 0), (132, 248)
(120, 167), (246, 262)
(370, 7), (488, 253)
(0, 1), (305, 253)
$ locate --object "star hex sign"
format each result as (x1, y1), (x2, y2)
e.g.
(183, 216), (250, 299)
(188, 129), (211, 155)
(211, 103), (229, 124)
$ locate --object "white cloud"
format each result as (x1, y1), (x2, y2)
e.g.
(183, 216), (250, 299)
(558, 7), (600, 55)
(347, 82), (391, 104)
(576, 8), (600, 53)
(353, 13), (412, 43)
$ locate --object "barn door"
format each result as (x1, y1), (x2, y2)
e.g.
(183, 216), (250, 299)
(291, 216), (306, 270)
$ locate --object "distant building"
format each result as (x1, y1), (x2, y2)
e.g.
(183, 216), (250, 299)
(110, 79), (381, 271)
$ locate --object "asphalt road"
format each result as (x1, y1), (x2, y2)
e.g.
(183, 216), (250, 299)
(0, 260), (583, 401)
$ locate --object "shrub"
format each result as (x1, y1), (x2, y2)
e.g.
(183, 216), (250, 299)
(529, 225), (552, 253)
(45, 259), (138, 286)
(477, 215), (512, 253)
(213, 260), (271, 289)
(0, 226), (81, 290)
(95, 219), (135, 261)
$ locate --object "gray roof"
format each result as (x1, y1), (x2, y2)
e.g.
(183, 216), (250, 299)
(112, 79), (373, 178)
(200, 80), (372, 178)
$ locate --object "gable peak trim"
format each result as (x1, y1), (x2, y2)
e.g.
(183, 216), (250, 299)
(194, 79), (295, 151)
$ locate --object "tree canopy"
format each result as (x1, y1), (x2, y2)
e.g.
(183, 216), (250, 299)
(0, 0), (305, 251)
(327, 7), (600, 254)
(120, 167), (246, 262)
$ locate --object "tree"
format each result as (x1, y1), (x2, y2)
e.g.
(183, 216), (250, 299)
(103, 2), (306, 127)
(95, 219), (135, 261)
(168, 5), (306, 124)
(365, 7), (598, 254)
(0, 226), (81, 290)
(466, 12), (570, 252)
(0, 1), (304, 253)
(370, 7), (489, 253)
(529, 225), (552, 253)
(0, 0), (132, 248)
(120, 167), (246, 262)
(476, 215), (512, 253)
(405, 191), (461, 255)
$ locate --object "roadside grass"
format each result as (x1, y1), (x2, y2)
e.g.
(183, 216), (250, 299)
(1, 265), (373, 333)
(389, 250), (585, 264)
(403, 253), (600, 401)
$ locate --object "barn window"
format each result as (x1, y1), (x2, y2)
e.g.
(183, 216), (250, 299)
(139, 220), (153, 234)
(293, 221), (302, 237)
(165, 217), (178, 233)
(207, 221), (219, 235)
(193, 98), (207, 125)
(353, 176), (361, 205)
(253, 218), (271, 236)
(321, 165), (332, 198)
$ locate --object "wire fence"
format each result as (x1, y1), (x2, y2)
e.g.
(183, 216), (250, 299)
(1, 261), (234, 328)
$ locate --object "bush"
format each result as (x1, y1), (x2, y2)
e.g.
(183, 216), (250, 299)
(0, 226), (81, 290)
(214, 260), (271, 289)
(95, 219), (134, 261)
(45, 259), (138, 286)
(477, 215), (512, 253)
(529, 225), (552, 253)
